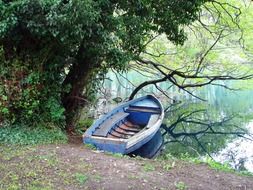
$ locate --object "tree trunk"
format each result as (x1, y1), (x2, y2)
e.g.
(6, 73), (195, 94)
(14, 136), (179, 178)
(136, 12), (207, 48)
(62, 61), (94, 130)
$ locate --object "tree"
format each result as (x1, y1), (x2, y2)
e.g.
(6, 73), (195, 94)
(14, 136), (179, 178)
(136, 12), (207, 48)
(129, 0), (253, 100)
(0, 0), (210, 128)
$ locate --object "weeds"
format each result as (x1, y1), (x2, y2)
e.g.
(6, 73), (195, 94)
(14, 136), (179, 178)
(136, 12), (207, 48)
(143, 163), (155, 172)
(74, 173), (89, 184)
(159, 153), (253, 176)
(175, 181), (187, 190)
(203, 157), (253, 176)
(84, 143), (97, 150)
(163, 161), (176, 171)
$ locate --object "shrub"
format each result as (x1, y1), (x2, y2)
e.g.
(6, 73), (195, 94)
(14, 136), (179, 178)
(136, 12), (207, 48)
(0, 47), (65, 127)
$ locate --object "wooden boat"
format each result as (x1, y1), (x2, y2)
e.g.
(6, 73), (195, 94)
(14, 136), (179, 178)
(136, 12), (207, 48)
(129, 129), (164, 159)
(83, 95), (164, 154)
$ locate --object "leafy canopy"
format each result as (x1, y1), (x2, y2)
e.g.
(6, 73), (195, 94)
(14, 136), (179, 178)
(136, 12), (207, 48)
(0, 0), (209, 126)
(0, 0), (208, 63)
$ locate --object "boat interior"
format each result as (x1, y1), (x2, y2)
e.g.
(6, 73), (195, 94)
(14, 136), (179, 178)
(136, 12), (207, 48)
(92, 101), (161, 139)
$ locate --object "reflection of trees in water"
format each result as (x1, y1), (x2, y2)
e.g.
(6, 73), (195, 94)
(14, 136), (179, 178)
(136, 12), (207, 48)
(213, 123), (253, 172)
(160, 102), (252, 156)
(222, 150), (247, 171)
(158, 99), (253, 171)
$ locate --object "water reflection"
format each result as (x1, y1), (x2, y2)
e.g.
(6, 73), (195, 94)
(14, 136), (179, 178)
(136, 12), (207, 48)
(213, 121), (253, 172)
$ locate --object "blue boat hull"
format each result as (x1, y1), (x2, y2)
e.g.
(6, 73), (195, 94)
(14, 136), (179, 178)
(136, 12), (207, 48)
(83, 95), (164, 154)
(129, 129), (164, 158)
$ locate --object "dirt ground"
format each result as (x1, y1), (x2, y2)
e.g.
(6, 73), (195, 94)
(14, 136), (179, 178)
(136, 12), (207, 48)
(0, 135), (252, 190)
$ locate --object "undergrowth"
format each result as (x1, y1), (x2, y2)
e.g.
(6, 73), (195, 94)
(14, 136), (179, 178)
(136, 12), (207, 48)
(0, 124), (67, 145)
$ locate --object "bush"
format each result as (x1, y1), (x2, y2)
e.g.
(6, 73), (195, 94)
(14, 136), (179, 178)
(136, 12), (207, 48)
(0, 47), (65, 126)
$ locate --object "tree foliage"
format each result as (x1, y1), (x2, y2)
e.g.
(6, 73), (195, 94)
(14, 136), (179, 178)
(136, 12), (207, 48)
(129, 0), (253, 100)
(0, 0), (209, 127)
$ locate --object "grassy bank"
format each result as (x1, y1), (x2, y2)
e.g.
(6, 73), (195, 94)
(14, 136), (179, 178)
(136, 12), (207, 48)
(0, 143), (253, 190)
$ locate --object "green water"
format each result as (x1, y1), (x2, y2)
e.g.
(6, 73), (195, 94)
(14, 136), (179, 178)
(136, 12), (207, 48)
(162, 84), (253, 172)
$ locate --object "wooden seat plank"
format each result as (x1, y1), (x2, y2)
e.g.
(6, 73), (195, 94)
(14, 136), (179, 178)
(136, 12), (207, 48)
(114, 127), (136, 135)
(126, 107), (160, 114)
(110, 131), (130, 139)
(124, 121), (141, 128)
(119, 124), (141, 132)
(93, 112), (129, 137)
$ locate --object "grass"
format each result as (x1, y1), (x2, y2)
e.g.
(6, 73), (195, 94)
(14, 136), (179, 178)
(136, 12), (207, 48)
(0, 122), (251, 189)
(104, 151), (130, 159)
(190, 157), (252, 176)
(0, 143), (252, 189)
(175, 181), (187, 190)
(0, 144), (93, 190)
(0, 125), (67, 145)
(91, 174), (102, 182)
(74, 173), (89, 184)
(163, 161), (176, 171)
(143, 163), (155, 172)
(203, 158), (253, 176)
(127, 174), (139, 180)
(84, 143), (97, 150)
(158, 153), (253, 176)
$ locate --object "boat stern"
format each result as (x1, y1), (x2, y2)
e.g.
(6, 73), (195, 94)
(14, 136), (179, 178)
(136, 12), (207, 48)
(83, 135), (127, 154)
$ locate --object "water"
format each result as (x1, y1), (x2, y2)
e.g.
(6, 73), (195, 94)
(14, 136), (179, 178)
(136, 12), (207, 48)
(213, 121), (253, 172)
(87, 71), (253, 172)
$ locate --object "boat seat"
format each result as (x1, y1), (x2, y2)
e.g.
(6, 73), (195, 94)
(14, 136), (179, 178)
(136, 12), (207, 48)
(93, 112), (129, 137)
(125, 106), (160, 114)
